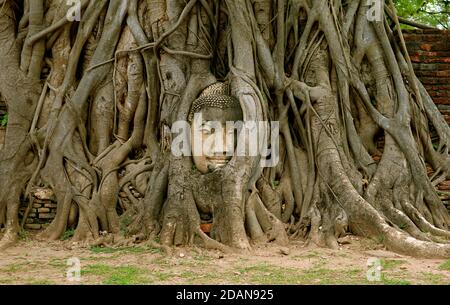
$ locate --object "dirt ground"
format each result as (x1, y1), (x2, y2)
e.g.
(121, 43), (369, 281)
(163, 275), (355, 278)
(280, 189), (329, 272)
(0, 233), (448, 285)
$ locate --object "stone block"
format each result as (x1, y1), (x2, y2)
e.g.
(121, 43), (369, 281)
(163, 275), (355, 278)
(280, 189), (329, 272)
(33, 188), (55, 201)
(39, 213), (56, 219)
(25, 224), (42, 230)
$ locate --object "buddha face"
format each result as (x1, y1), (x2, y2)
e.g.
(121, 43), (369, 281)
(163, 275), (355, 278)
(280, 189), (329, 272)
(191, 105), (243, 174)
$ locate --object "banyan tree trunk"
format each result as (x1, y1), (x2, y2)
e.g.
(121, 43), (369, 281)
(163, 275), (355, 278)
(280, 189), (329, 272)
(0, 0), (449, 258)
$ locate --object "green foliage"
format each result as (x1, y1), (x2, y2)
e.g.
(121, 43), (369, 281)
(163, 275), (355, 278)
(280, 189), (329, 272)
(438, 260), (450, 271)
(0, 113), (7, 127)
(61, 228), (75, 240)
(271, 180), (280, 188)
(375, 234), (385, 244)
(393, 0), (450, 29)
(120, 214), (132, 235)
(18, 229), (28, 240)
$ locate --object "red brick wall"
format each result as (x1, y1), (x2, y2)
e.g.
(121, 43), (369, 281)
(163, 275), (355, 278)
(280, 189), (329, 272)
(403, 29), (450, 123)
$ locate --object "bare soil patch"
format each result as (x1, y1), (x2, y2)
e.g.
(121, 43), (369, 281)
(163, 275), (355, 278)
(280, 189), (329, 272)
(0, 234), (448, 285)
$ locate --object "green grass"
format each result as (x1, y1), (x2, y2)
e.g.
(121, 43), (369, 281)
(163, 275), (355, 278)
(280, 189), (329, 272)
(293, 250), (320, 259)
(90, 246), (123, 254)
(2, 263), (26, 273)
(347, 268), (363, 276)
(82, 263), (175, 284)
(48, 259), (66, 268)
(0, 277), (16, 284)
(381, 259), (406, 270)
(233, 263), (366, 285)
(420, 272), (447, 285)
(381, 276), (411, 285)
(192, 252), (213, 262)
(82, 264), (151, 285)
(151, 256), (171, 266)
(153, 271), (172, 281)
(229, 262), (415, 285)
(26, 279), (55, 285)
(438, 260), (450, 272)
(61, 229), (75, 241)
(89, 245), (160, 254)
(299, 267), (337, 284)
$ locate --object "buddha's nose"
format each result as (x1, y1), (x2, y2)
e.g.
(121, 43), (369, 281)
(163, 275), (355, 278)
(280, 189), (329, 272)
(212, 130), (233, 155)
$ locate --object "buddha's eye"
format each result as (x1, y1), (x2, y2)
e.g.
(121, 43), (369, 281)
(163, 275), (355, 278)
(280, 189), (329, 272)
(201, 126), (212, 135)
(201, 123), (219, 135)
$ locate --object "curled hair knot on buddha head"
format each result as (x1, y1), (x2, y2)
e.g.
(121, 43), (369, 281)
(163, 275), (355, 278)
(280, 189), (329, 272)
(188, 82), (241, 123)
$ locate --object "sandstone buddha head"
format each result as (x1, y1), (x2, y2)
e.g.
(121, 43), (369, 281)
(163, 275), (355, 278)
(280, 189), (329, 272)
(188, 82), (243, 174)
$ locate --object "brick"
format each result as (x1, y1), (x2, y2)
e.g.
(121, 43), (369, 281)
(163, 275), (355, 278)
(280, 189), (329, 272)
(407, 41), (449, 52)
(410, 55), (421, 63)
(25, 224), (42, 230)
(415, 70), (450, 78)
(402, 29), (423, 35)
(425, 85), (450, 91)
(38, 208), (50, 213)
(420, 77), (450, 85)
(427, 51), (450, 57)
(413, 63), (450, 71)
(423, 29), (449, 35)
(422, 58), (450, 64)
(39, 213), (56, 219)
(420, 44), (432, 52)
(420, 34), (443, 42)
(432, 98), (450, 105)
(437, 104), (450, 111)
(32, 203), (42, 208)
(44, 203), (58, 208)
(434, 91), (450, 97)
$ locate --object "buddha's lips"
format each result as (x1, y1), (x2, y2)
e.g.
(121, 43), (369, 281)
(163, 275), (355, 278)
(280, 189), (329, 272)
(206, 156), (232, 164)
